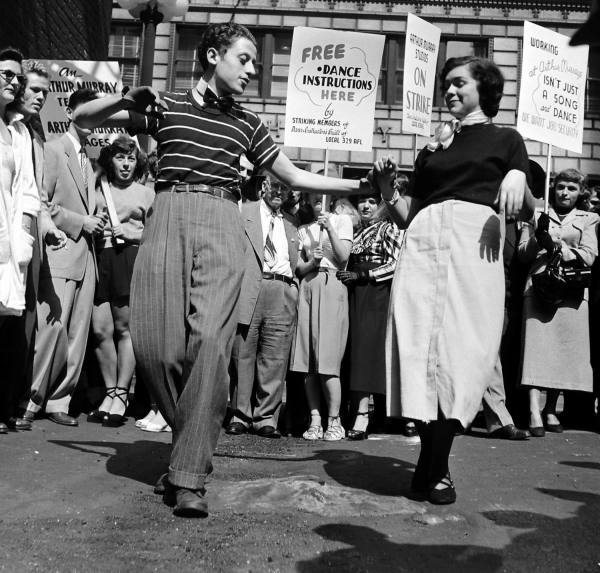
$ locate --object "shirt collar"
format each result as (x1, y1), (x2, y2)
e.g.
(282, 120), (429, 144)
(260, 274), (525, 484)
(261, 198), (282, 217)
(66, 131), (82, 155)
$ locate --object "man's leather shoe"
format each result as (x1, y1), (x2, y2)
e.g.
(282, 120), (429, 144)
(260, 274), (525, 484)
(173, 487), (208, 518)
(47, 412), (78, 426)
(225, 421), (247, 435)
(255, 425), (281, 439)
(489, 424), (529, 440)
(7, 417), (32, 431)
(0, 422), (7, 434)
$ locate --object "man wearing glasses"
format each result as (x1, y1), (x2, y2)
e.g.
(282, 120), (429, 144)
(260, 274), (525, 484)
(227, 173), (299, 439)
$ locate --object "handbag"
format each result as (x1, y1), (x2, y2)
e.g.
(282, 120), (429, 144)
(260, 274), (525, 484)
(531, 249), (591, 306)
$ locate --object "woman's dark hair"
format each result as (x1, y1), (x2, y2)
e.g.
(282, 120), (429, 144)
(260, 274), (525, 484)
(97, 135), (147, 183)
(551, 168), (590, 211)
(197, 23), (257, 71)
(440, 56), (504, 118)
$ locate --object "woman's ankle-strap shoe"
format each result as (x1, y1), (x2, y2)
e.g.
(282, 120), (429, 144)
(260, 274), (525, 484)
(428, 474), (456, 505)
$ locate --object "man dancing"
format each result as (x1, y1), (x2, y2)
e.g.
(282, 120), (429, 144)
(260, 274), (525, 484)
(74, 22), (368, 517)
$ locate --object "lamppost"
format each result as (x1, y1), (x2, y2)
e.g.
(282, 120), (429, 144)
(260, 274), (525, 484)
(117, 0), (190, 86)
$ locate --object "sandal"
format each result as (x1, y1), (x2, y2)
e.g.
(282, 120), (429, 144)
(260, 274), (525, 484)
(347, 412), (369, 441)
(103, 388), (128, 427)
(302, 424), (323, 441)
(323, 416), (345, 441)
(88, 388), (116, 423)
(428, 473), (456, 505)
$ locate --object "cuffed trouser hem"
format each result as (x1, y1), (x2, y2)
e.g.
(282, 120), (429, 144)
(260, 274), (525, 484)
(169, 467), (207, 490)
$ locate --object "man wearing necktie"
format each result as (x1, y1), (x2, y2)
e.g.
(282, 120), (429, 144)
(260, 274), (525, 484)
(23, 89), (107, 427)
(227, 174), (299, 438)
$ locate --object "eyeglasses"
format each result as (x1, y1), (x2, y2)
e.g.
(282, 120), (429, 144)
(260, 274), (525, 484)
(0, 70), (26, 85)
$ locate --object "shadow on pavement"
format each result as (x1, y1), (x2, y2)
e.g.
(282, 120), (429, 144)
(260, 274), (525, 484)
(48, 439), (170, 486)
(297, 488), (600, 573)
(559, 460), (600, 471)
(216, 448), (416, 497)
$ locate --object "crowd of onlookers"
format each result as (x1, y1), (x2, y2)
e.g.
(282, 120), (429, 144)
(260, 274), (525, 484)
(1, 46), (599, 444)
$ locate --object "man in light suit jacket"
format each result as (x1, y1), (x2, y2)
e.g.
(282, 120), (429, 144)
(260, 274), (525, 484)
(23, 88), (107, 426)
(227, 175), (299, 438)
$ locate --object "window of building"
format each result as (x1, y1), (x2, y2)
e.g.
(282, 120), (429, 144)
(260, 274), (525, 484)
(173, 27), (265, 96)
(432, 38), (488, 107)
(109, 24), (140, 87)
(377, 37), (487, 106)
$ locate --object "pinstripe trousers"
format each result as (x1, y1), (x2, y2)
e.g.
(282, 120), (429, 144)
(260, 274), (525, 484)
(130, 191), (245, 490)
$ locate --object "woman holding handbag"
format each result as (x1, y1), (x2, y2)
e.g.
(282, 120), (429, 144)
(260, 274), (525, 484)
(88, 135), (155, 427)
(519, 169), (599, 436)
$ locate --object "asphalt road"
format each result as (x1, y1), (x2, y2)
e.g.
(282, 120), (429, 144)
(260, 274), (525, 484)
(1, 417), (599, 572)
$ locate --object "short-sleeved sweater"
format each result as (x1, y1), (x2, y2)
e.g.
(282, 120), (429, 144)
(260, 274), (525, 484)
(128, 89), (279, 197)
(407, 123), (530, 210)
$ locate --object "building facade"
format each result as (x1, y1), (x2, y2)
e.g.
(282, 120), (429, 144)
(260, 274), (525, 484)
(0, 0), (112, 61)
(109, 0), (599, 182)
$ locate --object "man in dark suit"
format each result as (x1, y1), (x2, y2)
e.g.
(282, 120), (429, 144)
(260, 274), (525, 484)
(22, 88), (107, 426)
(227, 174), (299, 438)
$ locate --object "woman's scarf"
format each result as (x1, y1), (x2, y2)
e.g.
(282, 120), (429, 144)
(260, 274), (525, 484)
(426, 109), (489, 152)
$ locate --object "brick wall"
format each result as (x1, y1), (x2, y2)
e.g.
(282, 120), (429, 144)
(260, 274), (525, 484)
(0, 0), (112, 60)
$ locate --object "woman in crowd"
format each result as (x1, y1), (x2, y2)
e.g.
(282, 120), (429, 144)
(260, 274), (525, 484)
(336, 192), (402, 440)
(374, 56), (534, 503)
(88, 135), (155, 427)
(519, 169), (598, 436)
(290, 193), (353, 441)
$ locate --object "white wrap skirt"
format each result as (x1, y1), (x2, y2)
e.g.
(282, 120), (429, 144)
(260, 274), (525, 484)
(386, 200), (505, 428)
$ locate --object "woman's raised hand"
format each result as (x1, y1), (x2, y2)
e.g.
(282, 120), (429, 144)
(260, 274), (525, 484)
(317, 212), (333, 233)
(373, 156), (398, 201)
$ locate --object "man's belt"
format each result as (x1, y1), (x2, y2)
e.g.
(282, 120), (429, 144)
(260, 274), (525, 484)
(159, 183), (239, 204)
(262, 272), (294, 285)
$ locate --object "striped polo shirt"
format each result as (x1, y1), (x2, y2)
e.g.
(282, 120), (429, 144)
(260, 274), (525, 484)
(128, 89), (279, 197)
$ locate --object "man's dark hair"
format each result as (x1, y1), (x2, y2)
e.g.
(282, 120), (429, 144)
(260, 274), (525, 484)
(197, 23), (257, 71)
(97, 134), (147, 183)
(440, 56), (504, 118)
(0, 47), (23, 64)
(68, 88), (98, 111)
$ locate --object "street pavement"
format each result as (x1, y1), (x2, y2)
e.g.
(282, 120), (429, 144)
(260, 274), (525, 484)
(1, 416), (599, 572)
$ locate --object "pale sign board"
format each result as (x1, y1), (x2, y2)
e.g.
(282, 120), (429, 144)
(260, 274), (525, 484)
(38, 60), (127, 158)
(517, 21), (589, 154)
(402, 14), (441, 137)
(284, 27), (385, 152)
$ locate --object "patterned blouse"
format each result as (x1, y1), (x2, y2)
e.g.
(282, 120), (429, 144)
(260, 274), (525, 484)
(350, 220), (403, 282)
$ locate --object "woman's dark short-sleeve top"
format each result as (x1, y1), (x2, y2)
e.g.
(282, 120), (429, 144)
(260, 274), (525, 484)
(408, 123), (530, 210)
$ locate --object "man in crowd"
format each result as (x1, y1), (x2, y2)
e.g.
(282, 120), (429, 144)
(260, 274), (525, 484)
(7, 60), (67, 430)
(73, 22), (369, 518)
(21, 88), (107, 427)
(227, 174), (299, 439)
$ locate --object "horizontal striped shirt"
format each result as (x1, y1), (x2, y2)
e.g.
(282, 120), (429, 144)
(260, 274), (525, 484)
(350, 220), (403, 282)
(129, 90), (279, 196)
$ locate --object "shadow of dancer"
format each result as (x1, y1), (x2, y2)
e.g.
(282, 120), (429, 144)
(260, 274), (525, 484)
(49, 439), (171, 486)
(298, 488), (600, 573)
